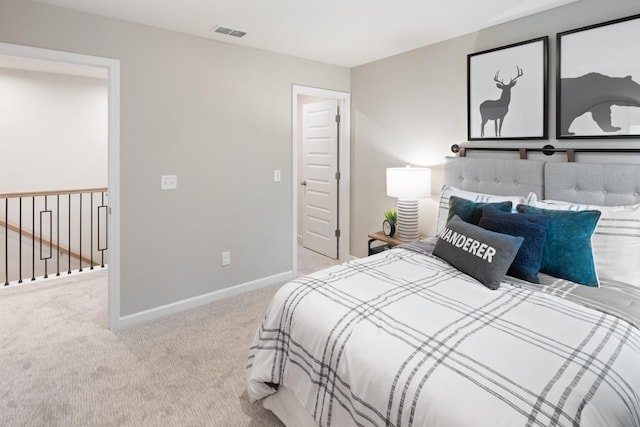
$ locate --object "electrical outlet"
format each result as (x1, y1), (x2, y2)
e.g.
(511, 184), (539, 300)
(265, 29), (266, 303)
(221, 251), (231, 266)
(161, 175), (177, 190)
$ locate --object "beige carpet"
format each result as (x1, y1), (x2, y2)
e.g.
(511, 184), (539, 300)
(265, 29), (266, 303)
(0, 269), (285, 426)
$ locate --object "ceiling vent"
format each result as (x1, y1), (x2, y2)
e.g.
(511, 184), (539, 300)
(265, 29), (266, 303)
(211, 25), (247, 38)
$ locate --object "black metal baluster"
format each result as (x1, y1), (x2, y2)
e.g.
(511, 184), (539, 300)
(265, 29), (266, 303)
(18, 197), (22, 284)
(98, 191), (108, 268)
(68, 194), (71, 274)
(31, 196), (35, 281)
(78, 193), (82, 272)
(104, 192), (108, 267)
(40, 196), (52, 279)
(42, 196), (46, 279)
(4, 198), (8, 286)
(56, 195), (60, 276)
(90, 192), (94, 270)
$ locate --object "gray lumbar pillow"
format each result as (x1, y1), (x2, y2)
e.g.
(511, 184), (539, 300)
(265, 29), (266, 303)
(433, 215), (524, 290)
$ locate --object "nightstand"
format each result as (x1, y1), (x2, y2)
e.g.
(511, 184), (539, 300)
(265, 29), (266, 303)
(367, 231), (409, 256)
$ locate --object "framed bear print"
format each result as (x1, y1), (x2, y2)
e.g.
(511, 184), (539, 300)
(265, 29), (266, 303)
(557, 14), (640, 139)
(467, 37), (548, 141)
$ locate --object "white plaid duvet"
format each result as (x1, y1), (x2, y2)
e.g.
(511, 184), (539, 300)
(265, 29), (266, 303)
(247, 247), (640, 426)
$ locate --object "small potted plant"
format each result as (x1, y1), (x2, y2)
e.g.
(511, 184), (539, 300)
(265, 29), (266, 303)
(382, 208), (397, 237)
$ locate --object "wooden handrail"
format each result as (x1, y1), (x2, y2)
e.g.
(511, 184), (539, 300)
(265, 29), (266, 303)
(0, 218), (96, 266)
(0, 187), (107, 199)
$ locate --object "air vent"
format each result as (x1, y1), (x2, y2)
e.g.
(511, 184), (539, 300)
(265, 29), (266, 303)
(214, 26), (232, 35)
(211, 25), (247, 38)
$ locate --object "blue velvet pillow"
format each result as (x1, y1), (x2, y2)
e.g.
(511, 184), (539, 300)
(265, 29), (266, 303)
(447, 196), (512, 226)
(479, 206), (552, 283)
(516, 204), (601, 287)
(433, 216), (523, 290)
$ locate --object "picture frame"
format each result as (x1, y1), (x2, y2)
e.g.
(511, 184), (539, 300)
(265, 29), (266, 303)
(467, 36), (548, 141)
(557, 14), (640, 139)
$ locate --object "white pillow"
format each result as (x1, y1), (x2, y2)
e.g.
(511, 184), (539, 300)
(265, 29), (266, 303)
(528, 195), (640, 285)
(435, 185), (530, 235)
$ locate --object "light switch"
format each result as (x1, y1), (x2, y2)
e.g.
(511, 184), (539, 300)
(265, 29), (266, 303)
(274, 170), (281, 182)
(161, 175), (177, 190)
(221, 251), (231, 266)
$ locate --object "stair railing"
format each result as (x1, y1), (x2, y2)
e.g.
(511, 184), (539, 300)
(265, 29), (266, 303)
(0, 187), (108, 285)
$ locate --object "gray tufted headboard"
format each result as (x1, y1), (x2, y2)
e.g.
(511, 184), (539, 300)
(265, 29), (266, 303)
(545, 162), (640, 206)
(444, 157), (544, 198)
(444, 157), (640, 206)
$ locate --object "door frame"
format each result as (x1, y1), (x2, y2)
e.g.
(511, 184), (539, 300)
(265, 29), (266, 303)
(292, 85), (350, 274)
(0, 42), (121, 330)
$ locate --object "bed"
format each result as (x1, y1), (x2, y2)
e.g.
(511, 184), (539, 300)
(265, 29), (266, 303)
(246, 156), (640, 427)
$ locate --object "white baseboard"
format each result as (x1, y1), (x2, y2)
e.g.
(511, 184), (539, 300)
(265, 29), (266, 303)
(117, 270), (294, 329)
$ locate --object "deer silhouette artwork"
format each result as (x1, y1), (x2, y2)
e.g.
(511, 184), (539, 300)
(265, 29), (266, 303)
(479, 66), (524, 137)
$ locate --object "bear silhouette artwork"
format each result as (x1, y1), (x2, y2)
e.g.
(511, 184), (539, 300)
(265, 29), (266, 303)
(560, 72), (640, 136)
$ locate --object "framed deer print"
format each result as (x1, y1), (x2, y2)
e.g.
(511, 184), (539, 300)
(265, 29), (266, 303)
(557, 14), (640, 139)
(467, 36), (548, 141)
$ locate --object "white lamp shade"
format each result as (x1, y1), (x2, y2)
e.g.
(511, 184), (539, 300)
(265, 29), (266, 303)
(386, 166), (431, 199)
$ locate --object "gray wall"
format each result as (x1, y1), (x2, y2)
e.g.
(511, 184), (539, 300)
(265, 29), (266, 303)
(0, 0), (350, 316)
(350, 0), (640, 258)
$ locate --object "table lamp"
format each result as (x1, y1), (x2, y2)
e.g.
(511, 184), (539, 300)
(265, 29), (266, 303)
(386, 166), (431, 241)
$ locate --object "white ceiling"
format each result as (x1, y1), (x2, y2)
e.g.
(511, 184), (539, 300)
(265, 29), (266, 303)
(32, 0), (579, 68)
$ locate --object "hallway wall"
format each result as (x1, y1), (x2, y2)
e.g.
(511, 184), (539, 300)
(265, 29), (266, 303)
(0, 67), (107, 193)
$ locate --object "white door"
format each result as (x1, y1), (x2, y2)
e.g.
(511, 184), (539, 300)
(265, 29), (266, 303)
(301, 100), (339, 259)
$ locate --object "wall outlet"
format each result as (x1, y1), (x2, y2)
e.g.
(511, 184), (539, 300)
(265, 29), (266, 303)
(221, 251), (231, 266)
(161, 175), (177, 190)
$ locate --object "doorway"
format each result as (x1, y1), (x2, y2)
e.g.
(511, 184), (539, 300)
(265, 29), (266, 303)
(0, 42), (121, 330)
(292, 85), (350, 275)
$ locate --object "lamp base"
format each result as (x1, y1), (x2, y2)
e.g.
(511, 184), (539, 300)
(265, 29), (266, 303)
(397, 198), (420, 241)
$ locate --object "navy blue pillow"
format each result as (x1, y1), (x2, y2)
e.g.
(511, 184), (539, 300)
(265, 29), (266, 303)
(516, 204), (601, 287)
(479, 206), (552, 283)
(447, 196), (513, 226)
